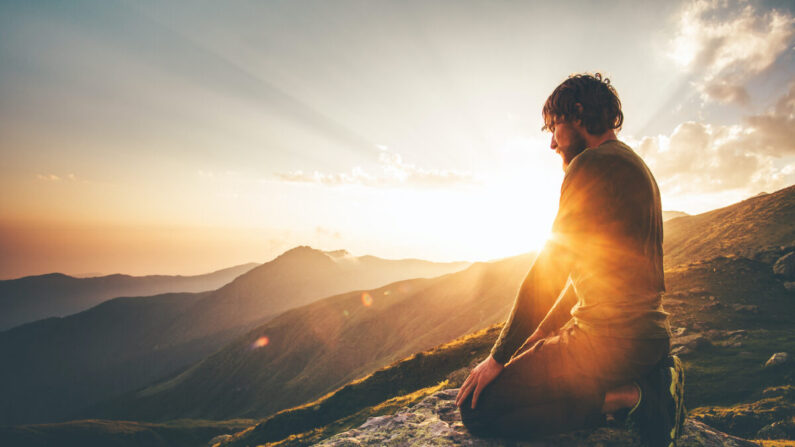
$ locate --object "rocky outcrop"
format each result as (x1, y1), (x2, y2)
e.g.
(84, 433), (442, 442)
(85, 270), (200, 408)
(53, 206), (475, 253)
(773, 251), (795, 278)
(315, 388), (759, 446)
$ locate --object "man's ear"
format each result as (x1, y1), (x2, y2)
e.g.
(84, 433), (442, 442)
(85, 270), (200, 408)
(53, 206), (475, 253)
(573, 103), (584, 126)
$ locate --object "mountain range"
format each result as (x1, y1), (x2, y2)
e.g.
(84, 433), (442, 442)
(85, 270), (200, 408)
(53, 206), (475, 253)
(0, 250), (469, 425)
(0, 263), (259, 331)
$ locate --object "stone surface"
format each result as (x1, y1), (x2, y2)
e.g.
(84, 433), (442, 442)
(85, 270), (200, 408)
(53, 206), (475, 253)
(773, 251), (795, 278)
(315, 388), (759, 447)
(672, 333), (713, 355)
(764, 352), (790, 368)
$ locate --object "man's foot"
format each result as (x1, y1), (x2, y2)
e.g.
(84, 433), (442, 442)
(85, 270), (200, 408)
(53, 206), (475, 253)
(626, 355), (686, 447)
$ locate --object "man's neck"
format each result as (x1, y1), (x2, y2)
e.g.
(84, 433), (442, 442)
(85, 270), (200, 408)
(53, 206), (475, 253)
(583, 129), (618, 149)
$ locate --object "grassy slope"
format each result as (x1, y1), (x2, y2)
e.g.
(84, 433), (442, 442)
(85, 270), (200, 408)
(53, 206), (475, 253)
(663, 185), (794, 268)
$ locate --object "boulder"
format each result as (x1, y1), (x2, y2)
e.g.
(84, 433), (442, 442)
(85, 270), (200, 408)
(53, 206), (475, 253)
(773, 252), (795, 278)
(731, 304), (759, 314)
(672, 333), (713, 355)
(315, 388), (759, 447)
(764, 352), (790, 368)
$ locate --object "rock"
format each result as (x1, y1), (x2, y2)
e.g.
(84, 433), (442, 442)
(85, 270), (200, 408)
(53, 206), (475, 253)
(756, 419), (793, 439)
(731, 304), (759, 314)
(671, 327), (687, 337)
(702, 301), (722, 311)
(672, 333), (713, 355)
(208, 434), (232, 446)
(764, 352), (790, 368)
(773, 252), (795, 278)
(315, 388), (759, 446)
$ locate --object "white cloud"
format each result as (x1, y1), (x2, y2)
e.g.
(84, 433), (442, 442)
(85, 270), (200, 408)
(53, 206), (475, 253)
(274, 148), (477, 188)
(632, 83), (795, 199)
(670, 0), (795, 104)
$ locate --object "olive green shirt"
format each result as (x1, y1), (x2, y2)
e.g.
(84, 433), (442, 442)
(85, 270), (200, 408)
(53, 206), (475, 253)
(491, 140), (671, 365)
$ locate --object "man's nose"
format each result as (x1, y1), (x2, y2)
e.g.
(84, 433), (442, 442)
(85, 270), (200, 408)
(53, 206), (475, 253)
(550, 135), (557, 149)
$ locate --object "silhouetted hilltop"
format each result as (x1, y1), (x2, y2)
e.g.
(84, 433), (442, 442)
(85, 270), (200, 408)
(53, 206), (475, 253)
(0, 263), (259, 331)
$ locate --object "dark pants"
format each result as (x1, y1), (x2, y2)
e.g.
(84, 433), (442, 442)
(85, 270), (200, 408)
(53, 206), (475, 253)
(459, 323), (670, 439)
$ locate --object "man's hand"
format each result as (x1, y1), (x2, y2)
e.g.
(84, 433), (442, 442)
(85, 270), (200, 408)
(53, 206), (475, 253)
(455, 355), (505, 409)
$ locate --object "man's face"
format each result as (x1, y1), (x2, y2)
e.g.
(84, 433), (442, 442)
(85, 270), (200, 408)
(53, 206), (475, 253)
(549, 118), (587, 170)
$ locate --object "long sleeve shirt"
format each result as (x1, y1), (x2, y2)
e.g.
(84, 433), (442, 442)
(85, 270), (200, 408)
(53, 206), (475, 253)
(490, 140), (672, 365)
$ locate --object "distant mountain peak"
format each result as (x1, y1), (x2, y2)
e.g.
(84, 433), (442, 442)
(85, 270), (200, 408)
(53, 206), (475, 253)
(323, 249), (351, 258)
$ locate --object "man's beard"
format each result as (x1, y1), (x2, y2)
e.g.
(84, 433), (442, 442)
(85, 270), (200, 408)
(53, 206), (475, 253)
(561, 130), (588, 170)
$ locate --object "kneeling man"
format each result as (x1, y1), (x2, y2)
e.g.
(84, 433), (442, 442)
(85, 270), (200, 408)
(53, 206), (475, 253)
(456, 73), (686, 447)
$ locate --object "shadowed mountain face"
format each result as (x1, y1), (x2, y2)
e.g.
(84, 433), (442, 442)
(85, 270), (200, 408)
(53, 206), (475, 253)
(0, 247), (469, 426)
(164, 246), (471, 343)
(87, 255), (534, 422)
(663, 185), (795, 268)
(0, 263), (260, 331)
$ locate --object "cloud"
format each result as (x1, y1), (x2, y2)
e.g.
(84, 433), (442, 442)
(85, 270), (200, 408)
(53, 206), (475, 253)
(36, 173), (78, 182)
(670, 0), (795, 104)
(633, 84), (795, 196)
(274, 148), (477, 189)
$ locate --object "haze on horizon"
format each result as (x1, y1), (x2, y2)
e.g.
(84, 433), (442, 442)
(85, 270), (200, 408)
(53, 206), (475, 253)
(1, 0), (793, 279)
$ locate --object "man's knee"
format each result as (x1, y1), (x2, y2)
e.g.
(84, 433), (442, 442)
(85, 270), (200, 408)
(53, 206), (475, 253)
(458, 393), (496, 438)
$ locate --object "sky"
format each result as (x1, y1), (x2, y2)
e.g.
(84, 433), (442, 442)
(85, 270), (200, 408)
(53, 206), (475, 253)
(0, 0), (793, 279)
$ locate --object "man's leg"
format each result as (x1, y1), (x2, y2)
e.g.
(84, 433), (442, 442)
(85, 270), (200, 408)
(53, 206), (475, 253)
(459, 328), (605, 439)
(460, 327), (670, 440)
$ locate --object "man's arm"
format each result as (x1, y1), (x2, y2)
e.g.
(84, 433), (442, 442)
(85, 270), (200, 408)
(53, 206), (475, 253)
(489, 235), (573, 365)
(513, 283), (578, 357)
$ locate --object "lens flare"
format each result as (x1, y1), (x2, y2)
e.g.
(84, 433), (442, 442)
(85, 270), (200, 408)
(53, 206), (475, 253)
(252, 336), (269, 349)
(361, 292), (373, 306)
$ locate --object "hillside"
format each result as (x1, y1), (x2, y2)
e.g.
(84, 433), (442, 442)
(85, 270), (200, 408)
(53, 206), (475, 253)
(162, 246), (471, 343)
(87, 254), (534, 422)
(0, 247), (469, 426)
(0, 263), (259, 331)
(663, 210), (689, 221)
(663, 185), (795, 267)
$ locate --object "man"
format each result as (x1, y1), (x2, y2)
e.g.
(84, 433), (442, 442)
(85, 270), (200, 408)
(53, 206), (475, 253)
(455, 73), (686, 447)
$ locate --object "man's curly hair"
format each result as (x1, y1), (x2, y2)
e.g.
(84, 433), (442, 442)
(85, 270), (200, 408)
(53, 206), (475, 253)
(542, 73), (624, 135)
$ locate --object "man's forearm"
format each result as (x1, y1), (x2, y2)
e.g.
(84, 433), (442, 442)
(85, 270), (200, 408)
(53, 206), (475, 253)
(490, 243), (570, 364)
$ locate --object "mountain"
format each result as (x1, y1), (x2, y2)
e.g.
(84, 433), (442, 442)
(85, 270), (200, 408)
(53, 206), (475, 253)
(663, 184), (795, 268)
(0, 263), (259, 331)
(161, 246), (471, 343)
(86, 254), (534, 422)
(663, 210), (689, 221)
(0, 247), (470, 426)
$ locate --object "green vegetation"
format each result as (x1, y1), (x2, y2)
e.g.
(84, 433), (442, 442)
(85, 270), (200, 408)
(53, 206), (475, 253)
(220, 325), (500, 446)
(691, 386), (795, 439)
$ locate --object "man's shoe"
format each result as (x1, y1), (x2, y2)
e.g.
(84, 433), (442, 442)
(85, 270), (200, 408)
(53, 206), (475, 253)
(626, 355), (686, 447)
